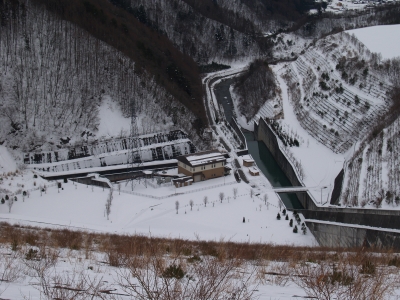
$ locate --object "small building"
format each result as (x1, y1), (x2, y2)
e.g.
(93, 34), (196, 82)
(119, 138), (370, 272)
(172, 176), (193, 188)
(242, 155), (255, 167)
(177, 150), (228, 183)
(249, 166), (260, 176)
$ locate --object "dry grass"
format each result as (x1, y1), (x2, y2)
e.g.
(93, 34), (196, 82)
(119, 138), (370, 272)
(0, 222), (398, 265)
(0, 222), (399, 299)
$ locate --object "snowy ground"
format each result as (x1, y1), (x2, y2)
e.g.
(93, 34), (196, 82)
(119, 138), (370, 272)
(0, 146), (17, 174)
(0, 171), (316, 246)
(0, 249), (315, 300)
(347, 25), (400, 59)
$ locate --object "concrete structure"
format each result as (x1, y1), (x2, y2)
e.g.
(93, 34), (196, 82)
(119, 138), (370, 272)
(254, 118), (317, 210)
(306, 221), (400, 249)
(248, 166), (259, 176)
(254, 117), (400, 249)
(177, 150), (228, 183)
(242, 155), (255, 167)
(173, 176), (193, 188)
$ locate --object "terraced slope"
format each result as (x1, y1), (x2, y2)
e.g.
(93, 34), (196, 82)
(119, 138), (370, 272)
(280, 32), (392, 153)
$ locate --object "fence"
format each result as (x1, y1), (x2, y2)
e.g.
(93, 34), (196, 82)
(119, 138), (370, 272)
(229, 118), (247, 150)
(119, 181), (238, 200)
(3, 182), (58, 198)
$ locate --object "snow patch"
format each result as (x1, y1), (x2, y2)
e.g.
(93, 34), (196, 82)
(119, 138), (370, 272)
(0, 146), (17, 173)
(97, 96), (130, 139)
(347, 25), (400, 60)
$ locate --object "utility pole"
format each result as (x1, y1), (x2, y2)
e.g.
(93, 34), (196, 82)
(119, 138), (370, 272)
(127, 96), (143, 191)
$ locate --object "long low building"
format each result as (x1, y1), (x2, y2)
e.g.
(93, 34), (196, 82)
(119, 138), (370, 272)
(177, 150), (230, 183)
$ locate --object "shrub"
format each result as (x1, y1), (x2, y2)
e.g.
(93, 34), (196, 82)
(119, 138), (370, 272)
(64, 178), (68, 183)
(5, 195), (9, 201)
(293, 225), (298, 233)
(301, 223), (307, 235)
(360, 260), (375, 275)
(1, 198), (4, 204)
(187, 255), (202, 263)
(25, 248), (38, 260)
(163, 264), (185, 279)
(276, 213), (281, 220)
(388, 256), (400, 267)
(289, 219), (293, 227)
(285, 215), (289, 221)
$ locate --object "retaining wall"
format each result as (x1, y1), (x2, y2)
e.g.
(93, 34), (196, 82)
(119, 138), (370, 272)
(306, 221), (400, 249)
(303, 209), (400, 230)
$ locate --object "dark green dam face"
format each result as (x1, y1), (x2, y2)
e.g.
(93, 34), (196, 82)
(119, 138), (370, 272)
(244, 131), (303, 210)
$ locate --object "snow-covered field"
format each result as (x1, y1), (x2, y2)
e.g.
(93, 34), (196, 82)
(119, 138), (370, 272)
(0, 170), (315, 246)
(347, 25), (400, 59)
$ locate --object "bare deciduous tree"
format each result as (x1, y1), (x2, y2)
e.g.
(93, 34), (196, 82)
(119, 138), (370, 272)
(189, 200), (194, 211)
(292, 257), (398, 300)
(219, 192), (225, 203)
(203, 196), (208, 207)
(7, 197), (14, 213)
(105, 188), (113, 220)
(278, 199), (282, 211)
(233, 187), (238, 199)
(175, 201), (179, 214)
(116, 249), (257, 300)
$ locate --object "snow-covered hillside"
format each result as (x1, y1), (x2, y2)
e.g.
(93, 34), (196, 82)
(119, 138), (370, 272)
(279, 31), (394, 154)
(255, 30), (400, 205)
(0, 0), (200, 155)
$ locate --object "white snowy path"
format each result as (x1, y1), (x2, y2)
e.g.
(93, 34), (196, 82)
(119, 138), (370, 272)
(272, 65), (346, 204)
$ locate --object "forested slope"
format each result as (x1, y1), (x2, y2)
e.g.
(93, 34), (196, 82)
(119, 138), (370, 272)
(109, 0), (270, 63)
(30, 0), (207, 130)
(0, 0), (202, 152)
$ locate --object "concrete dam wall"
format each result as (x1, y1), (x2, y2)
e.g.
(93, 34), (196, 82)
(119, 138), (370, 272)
(254, 118), (317, 210)
(254, 117), (400, 249)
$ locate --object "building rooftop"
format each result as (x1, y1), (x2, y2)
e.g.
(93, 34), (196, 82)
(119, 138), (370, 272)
(177, 150), (226, 167)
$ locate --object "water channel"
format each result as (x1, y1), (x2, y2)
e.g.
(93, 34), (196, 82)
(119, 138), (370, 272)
(214, 78), (303, 209)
